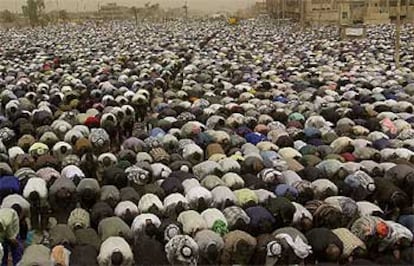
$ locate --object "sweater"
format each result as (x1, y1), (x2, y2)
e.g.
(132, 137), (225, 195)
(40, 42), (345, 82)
(97, 236), (133, 266)
(0, 208), (19, 242)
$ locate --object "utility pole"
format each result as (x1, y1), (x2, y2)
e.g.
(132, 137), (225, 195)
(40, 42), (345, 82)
(300, 0), (306, 30)
(405, 0), (409, 18)
(395, 0), (401, 68)
(318, 1), (322, 26)
(277, 0), (281, 26)
(338, 0), (342, 38)
(183, 1), (188, 20)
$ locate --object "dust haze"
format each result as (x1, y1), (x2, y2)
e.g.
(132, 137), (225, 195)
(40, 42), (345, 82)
(0, 0), (257, 13)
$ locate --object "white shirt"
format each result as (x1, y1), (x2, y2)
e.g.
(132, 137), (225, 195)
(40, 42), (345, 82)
(0, 243), (3, 265)
(23, 177), (48, 200)
(182, 178), (201, 194)
(186, 186), (212, 206)
(151, 163), (172, 179)
(1, 194), (30, 217)
(182, 144), (204, 161)
(342, 162), (362, 174)
(138, 193), (164, 213)
(357, 201), (383, 216)
(254, 189), (276, 204)
(278, 148), (302, 159)
(114, 201), (139, 217)
(311, 179), (338, 195)
(131, 213), (161, 233)
(8, 146), (24, 162)
(221, 173), (244, 189)
(201, 208), (227, 229)
(281, 170), (302, 186)
(219, 158), (241, 173)
(380, 148), (396, 160)
(164, 193), (189, 210)
(395, 148), (414, 160)
(292, 202), (313, 224)
(177, 210), (207, 235)
(211, 186), (237, 208)
(359, 160), (380, 173)
(379, 162), (397, 172)
(61, 165), (85, 180)
(98, 236), (133, 266)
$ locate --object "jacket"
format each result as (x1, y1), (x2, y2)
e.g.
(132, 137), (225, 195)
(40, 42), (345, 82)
(70, 245), (99, 266)
(221, 230), (257, 265)
(49, 224), (77, 247)
(133, 234), (168, 265)
(75, 228), (101, 251)
(0, 208), (19, 242)
(17, 244), (51, 266)
(98, 217), (133, 242)
(194, 229), (224, 264)
(177, 210), (207, 235)
(165, 235), (199, 266)
(97, 236), (134, 266)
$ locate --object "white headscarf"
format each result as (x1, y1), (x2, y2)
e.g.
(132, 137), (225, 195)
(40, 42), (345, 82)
(275, 233), (312, 259)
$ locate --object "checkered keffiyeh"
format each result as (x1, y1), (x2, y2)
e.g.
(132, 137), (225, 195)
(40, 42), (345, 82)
(145, 136), (162, 149)
(351, 216), (389, 242)
(177, 112), (196, 122)
(125, 165), (151, 185)
(150, 147), (170, 163)
(14, 167), (39, 181)
(68, 208), (90, 230)
(165, 235), (199, 266)
(223, 206), (251, 228)
(325, 196), (359, 218)
(333, 228), (366, 257)
(89, 128), (110, 147)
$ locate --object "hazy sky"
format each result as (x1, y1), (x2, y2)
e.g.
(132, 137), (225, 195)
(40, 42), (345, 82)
(0, 0), (257, 13)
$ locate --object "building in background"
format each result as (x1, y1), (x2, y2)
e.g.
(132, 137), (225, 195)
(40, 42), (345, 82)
(98, 3), (131, 20)
(389, 0), (414, 19)
(265, 0), (414, 24)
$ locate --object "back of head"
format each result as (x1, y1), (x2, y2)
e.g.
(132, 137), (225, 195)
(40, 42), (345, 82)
(11, 203), (23, 218)
(325, 243), (341, 262)
(145, 222), (158, 237)
(111, 251), (124, 266)
(300, 217), (313, 232)
(28, 191), (40, 206)
(206, 243), (219, 262)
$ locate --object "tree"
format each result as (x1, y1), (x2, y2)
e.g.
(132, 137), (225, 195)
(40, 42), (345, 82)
(58, 10), (69, 23)
(22, 0), (45, 27)
(131, 6), (138, 26)
(1, 10), (16, 23)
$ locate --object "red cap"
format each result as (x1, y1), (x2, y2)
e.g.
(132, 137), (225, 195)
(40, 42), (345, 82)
(341, 152), (356, 162)
(84, 116), (100, 128)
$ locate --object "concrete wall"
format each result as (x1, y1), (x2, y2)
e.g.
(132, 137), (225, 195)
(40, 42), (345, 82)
(266, 0), (414, 24)
(306, 10), (340, 24)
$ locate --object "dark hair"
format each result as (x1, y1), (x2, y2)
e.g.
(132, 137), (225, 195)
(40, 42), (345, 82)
(145, 222), (158, 237)
(11, 203), (23, 217)
(325, 244), (341, 262)
(297, 187), (314, 204)
(197, 198), (208, 212)
(111, 251), (124, 266)
(28, 191), (40, 206)
(299, 217), (313, 232)
(207, 243), (219, 261)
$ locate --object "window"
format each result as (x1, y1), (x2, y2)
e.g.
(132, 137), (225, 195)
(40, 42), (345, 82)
(342, 11), (348, 19)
